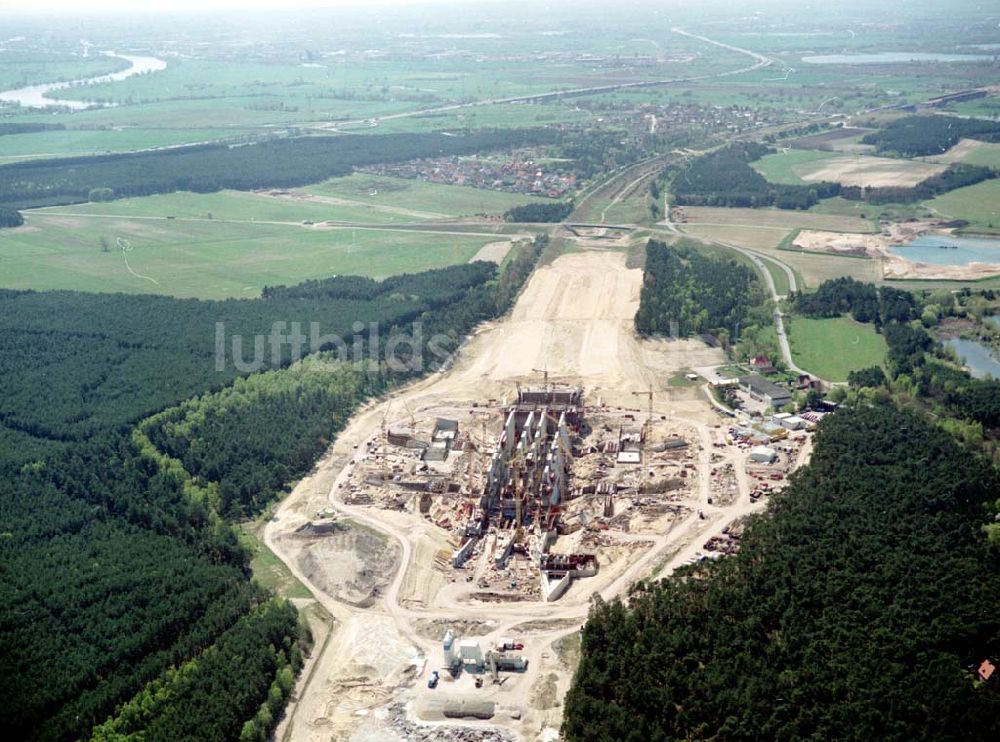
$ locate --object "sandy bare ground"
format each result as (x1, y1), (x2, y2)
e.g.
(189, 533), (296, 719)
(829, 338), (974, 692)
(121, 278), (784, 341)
(258, 188), (450, 220)
(799, 155), (946, 188)
(928, 138), (1000, 165)
(792, 229), (888, 257)
(793, 226), (1000, 281)
(469, 240), (515, 264)
(266, 250), (749, 741)
(881, 256), (1000, 281)
(679, 206), (873, 234)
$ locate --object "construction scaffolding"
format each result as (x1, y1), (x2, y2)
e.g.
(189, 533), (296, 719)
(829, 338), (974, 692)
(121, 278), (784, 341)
(479, 385), (583, 536)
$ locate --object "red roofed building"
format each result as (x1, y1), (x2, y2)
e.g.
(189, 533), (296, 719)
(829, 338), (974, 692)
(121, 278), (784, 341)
(979, 659), (995, 682)
(750, 355), (777, 375)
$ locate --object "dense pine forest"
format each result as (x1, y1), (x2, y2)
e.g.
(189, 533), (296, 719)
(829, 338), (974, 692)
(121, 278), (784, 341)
(792, 276), (918, 325)
(563, 404), (1000, 741)
(0, 240), (543, 741)
(0, 205), (23, 227)
(671, 139), (995, 210)
(504, 201), (573, 222)
(792, 276), (1000, 536)
(635, 239), (767, 342)
(0, 128), (556, 210)
(670, 143), (841, 210)
(861, 115), (1000, 156)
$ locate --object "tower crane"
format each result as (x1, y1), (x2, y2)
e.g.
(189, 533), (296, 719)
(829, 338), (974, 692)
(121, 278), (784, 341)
(507, 446), (526, 544)
(532, 366), (550, 395)
(401, 398), (417, 433)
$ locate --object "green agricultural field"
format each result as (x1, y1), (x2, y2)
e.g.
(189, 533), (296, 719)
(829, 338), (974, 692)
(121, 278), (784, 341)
(353, 101), (593, 134)
(928, 139), (1000, 169)
(808, 196), (879, 223)
(305, 174), (555, 217)
(751, 149), (844, 185)
(957, 143), (1000, 169)
(1, 212), (505, 298)
(33, 189), (452, 225)
(787, 315), (887, 381)
(677, 207), (880, 288)
(0, 128), (254, 163)
(0, 55), (130, 90)
(925, 178), (1000, 234)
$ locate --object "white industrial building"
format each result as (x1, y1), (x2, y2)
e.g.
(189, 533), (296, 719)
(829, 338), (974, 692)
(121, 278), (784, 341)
(749, 445), (778, 464)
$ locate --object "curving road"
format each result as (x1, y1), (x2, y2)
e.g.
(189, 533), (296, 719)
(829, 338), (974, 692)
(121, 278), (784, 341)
(657, 193), (816, 380)
(306, 28), (772, 132)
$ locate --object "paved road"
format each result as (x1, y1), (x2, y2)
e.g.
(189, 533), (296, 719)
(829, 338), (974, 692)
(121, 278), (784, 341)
(656, 194), (816, 380)
(305, 28), (773, 132)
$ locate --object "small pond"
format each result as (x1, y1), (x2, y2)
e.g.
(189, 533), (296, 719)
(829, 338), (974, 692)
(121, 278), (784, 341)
(946, 337), (1000, 380)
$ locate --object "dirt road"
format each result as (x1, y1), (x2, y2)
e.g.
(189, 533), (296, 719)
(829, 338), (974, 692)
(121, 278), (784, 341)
(262, 249), (784, 740)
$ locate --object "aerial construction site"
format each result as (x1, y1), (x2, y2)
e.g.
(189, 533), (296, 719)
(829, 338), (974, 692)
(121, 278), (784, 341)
(265, 250), (814, 741)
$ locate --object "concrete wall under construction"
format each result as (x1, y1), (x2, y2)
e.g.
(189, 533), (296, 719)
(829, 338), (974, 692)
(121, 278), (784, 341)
(541, 570), (574, 602)
(451, 537), (477, 567)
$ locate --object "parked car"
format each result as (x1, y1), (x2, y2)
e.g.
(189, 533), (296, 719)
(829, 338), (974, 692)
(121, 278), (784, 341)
(427, 671), (439, 689)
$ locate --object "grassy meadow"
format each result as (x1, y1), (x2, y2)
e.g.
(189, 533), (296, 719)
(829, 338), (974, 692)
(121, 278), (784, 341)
(924, 179), (1000, 234)
(304, 173), (554, 216)
(787, 315), (887, 381)
(1, 211), (504, 298)
(750, 149), (844, 184)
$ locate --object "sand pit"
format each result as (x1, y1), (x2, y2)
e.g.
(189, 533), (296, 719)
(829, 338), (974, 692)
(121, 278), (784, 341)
(793, 226), (1000, 280)
(881, 255), (1000, 281)
(799, 155), (946, 188)
(278, 519), (399, 607)
(792, 229), (888, 257)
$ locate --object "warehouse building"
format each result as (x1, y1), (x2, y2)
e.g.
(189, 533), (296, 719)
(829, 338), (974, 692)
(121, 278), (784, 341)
(738, 375), (792, 409)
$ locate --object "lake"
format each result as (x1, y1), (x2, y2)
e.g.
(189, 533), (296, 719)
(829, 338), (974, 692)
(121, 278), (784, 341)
(890, 234), (1000, 267)
(802, 52), (995, 65)
(0, 52), (166, 110)
(946, 337), (1000, 380)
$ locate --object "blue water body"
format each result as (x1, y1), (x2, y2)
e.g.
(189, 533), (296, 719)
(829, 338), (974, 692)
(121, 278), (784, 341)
(802, 52), (995, 65)
(946, 337), (1000, 380)
(890, 234), (1000, 267)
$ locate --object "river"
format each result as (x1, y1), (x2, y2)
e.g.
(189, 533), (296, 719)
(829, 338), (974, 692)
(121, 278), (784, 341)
(0, 52), (166, 110)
